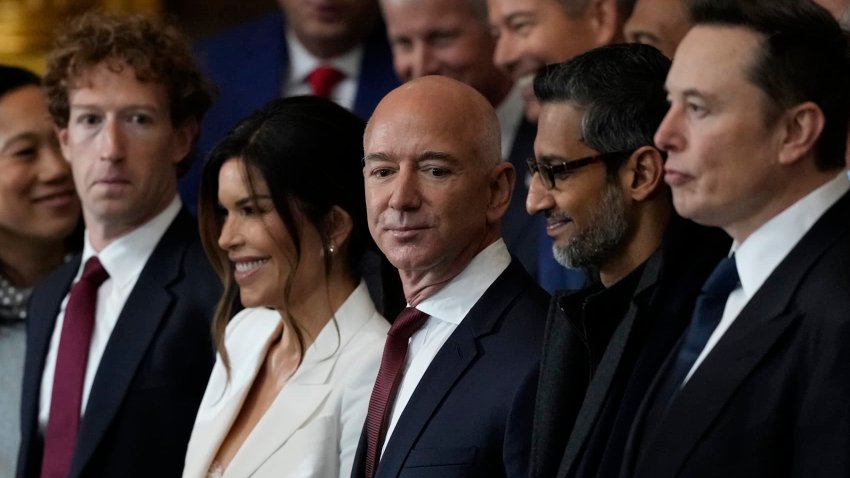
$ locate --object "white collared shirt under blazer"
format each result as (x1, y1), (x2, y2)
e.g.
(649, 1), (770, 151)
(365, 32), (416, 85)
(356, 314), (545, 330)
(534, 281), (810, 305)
(182, 281), (388, 478)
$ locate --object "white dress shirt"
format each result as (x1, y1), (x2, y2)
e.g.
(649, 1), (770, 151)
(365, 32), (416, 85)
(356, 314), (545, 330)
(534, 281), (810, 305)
(685, 173), (850, 383)
(38, 197), (182, 429)
(381, 239), (511, 454)
(283, 29), (362, 111)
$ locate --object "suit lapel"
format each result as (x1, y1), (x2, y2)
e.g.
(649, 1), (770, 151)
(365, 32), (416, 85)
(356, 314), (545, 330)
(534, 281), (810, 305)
(69, 214), (190, 478)
(376, 261), (527, 477)
(636, 192), (850, 476)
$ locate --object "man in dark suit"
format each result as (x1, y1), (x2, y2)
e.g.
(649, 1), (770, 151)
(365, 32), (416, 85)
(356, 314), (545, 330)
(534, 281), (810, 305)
(183, 0), (399, 214)
(624, 1), (850, 476)
(353, 76), (549, 478)
(17, 11), (221, 478)
(526, 44), (729, 478)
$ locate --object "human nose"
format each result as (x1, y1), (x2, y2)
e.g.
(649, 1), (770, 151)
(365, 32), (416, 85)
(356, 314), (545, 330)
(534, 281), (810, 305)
(38, 139), (73, 184)
(526, 172), (554, 215)
(217, 214), (242, 251)
(388, 167), (421, 211)
(410, 44), (438, 78)
(493, 32), (518, 76)
(654, 105), (684, 153)
(98, 117), (126, 162)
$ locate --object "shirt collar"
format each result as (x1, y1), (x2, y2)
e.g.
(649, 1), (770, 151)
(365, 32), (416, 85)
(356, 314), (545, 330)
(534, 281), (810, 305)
(80, 196), (182, 292)
(286, 29), (363, 86)
(414, 239), (511, 326)
(733, 172), (849, 299)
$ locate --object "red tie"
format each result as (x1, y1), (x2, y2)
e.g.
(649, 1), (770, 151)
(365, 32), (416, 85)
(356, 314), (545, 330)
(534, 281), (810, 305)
(41, 257), (109, 478)
(363, 307), (429, 478)
(307, 65), (345, 99)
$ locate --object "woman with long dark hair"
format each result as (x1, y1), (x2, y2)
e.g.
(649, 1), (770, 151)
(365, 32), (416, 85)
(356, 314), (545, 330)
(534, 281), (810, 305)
(183, 96), (394, 478)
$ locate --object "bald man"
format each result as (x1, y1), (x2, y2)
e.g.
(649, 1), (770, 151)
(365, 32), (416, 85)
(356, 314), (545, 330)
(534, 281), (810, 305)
(351, 76), (549, 478)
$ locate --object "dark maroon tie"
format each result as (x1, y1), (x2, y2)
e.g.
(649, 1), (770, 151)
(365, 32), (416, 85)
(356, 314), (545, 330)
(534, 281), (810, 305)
(41, 256), (109, 478)
(307, 65), (345, 99)
(363, 307), (429, 478)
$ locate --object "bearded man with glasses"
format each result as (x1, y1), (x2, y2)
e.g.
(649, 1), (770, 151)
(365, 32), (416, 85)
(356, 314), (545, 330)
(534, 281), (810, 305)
(526, 43), (729, 478)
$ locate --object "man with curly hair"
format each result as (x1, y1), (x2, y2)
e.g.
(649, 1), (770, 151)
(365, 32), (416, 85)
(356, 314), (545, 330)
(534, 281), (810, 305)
(16, 11), (221, 478)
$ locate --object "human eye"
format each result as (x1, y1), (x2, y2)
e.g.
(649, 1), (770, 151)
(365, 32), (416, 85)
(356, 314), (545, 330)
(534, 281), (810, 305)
(75, 113), (102, 127)
(11, 144), (37, 160)
(426, 167), (450, 177)
(127, 112), (154, 126)
(550, 163), (576, 182)
(371, 167), (396, 179)
(391, 36), (413, 52)
(430, 29), (459, 48)
(507, 15), (535, 36)
(686, 101), (708, 118)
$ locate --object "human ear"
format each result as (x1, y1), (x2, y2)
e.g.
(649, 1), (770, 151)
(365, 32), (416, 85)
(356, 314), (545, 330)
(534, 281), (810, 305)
(587, 0), (622, 45)
(487, 162), (515, 224)
(622, 145), (665, 201)
(172, 118), (199, 165)
(323, 205), (354, 251)
(56, 126), (71, 163)
(777, 102), (824, 166)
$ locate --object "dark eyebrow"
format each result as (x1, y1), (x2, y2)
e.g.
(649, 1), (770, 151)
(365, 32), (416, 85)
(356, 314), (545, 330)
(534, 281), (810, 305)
(234, 195), (272, 208)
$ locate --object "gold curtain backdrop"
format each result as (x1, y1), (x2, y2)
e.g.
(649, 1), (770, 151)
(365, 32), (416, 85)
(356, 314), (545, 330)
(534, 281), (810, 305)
(0, 0), (161, 72)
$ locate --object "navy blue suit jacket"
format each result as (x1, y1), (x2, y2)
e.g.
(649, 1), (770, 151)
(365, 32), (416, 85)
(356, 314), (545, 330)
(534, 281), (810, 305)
(351, 259), (549, 478)
(16, 209), (220, 478)
(182, 13), (399, 213)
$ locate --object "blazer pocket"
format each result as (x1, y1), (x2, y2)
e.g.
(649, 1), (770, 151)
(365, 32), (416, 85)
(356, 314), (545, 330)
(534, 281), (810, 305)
(403, 446), (477, 471)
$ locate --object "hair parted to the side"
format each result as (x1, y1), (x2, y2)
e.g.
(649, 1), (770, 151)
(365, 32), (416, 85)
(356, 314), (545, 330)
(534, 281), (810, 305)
(533, 43), (671, 175)
(198, 96), (397, 373)
(686, 0), (850, 171)
(42, 10), (216, 174)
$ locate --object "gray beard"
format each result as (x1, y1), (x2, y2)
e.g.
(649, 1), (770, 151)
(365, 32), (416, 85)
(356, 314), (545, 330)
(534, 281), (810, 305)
(552, 181), (629, 271)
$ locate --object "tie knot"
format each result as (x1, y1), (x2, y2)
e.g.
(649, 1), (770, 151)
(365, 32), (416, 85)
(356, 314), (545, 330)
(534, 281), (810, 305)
(80, 256), (109, 287)
(702, 255), (738, 298)
(307, 65), (345, 99)
(389, 307), (428, 340)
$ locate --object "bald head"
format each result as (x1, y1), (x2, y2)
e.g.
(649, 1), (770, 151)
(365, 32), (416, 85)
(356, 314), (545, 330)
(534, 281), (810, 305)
(363, 76), (514, 299)
(367, 76), (501, 166)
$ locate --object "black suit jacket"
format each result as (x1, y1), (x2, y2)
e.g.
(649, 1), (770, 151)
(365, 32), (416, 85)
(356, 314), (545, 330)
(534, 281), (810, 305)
(623, 190), (850, 478)
(17, 208), (221, 478)
(530, 217), (730, 478)
(350, 259), (549, 478)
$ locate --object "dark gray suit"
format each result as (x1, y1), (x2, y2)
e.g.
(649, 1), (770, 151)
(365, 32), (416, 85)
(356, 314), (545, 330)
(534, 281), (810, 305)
(17, 208), (221, 478)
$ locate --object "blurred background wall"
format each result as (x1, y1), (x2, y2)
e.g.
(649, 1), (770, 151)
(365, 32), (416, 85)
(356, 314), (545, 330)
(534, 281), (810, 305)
(0, 0), (277, 71)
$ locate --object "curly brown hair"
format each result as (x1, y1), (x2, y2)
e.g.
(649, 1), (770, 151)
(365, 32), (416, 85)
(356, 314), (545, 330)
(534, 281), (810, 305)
(43, 10), (215, 170)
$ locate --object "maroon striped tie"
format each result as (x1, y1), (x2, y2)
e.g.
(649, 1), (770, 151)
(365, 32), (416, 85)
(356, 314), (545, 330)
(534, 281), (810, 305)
(41, 256), (109, 478)
(363, 307), (429, 478)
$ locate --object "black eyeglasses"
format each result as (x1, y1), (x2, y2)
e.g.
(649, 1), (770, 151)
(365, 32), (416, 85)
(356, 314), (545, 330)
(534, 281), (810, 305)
(526, 150), (633, 189)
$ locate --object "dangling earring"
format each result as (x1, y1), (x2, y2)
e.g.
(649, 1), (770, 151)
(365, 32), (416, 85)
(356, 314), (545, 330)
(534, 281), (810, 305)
(325, 243), (335, 256)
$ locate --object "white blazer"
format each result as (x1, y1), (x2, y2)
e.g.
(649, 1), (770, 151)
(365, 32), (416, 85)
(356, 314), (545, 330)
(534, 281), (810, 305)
(182, 282), (388, 478)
